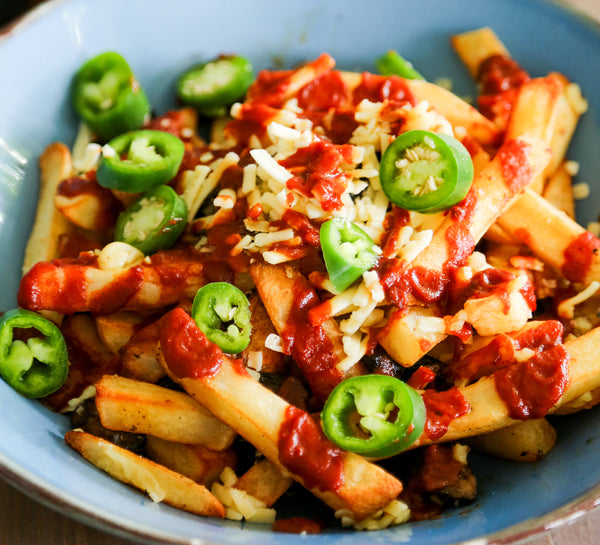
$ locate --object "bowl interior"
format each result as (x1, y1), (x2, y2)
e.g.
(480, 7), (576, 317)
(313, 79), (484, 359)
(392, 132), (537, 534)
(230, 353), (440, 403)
(1, 1), (600, 544)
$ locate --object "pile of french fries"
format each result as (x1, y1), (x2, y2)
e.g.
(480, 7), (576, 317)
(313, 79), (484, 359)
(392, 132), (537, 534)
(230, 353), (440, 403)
(13, 27), (600, 530)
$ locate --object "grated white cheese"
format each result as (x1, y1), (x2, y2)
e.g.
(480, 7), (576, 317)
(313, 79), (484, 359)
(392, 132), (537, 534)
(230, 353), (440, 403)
(213, 188), (237, 210)
(558, 281), (600, 319)
(336, 499), (411, 531)
(211, 468), (276, 524)
(250, 148), (293, 184)
(265, 333), (285, 353)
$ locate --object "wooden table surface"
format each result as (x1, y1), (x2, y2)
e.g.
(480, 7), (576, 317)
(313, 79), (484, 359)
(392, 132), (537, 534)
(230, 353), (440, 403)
(2, 0), (600, 544)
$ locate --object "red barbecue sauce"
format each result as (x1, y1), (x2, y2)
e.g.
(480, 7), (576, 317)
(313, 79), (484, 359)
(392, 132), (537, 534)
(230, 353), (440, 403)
(159, 308), (223, 380)
(146, 109), (194, 139)
(278, 405), (345, 493)
(281, 279), (343, 401)
(407, 366), (437, 390)
(280, 140), (355, 212)
(224, 103), (279, 145)
(448, 320), (564, 384)
(17, 254), (144, 315)
(494, 343), (569, 419)
(477, 54), (530, 124)
(56, 176), (122, 230)
(422, 387), (470, 441)
(497, 139), (532, 194)
(447, 268), (516, 315)
(298, 70), (351, 111)
(562, 231), (600, 283)
(352, 72), (415, 107)
(247, 54), (335, 108)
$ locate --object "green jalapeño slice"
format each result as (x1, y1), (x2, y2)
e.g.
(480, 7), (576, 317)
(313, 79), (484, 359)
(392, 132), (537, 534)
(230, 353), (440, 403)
(96, 129), (185, 193)
(321, 375), (426, 458)
(72, 51), (150, 141)
(191, 283), (252, 354)
(380, 129), (474, 213)
(0, 309), (68, 398)
(114, 185), (188, 255)
(320, 218), (380, 292)
(176, 55), (254, 117)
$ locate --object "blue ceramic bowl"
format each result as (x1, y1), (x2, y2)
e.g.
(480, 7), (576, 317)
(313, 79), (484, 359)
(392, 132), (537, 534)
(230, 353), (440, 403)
(1, 1), (600, 543)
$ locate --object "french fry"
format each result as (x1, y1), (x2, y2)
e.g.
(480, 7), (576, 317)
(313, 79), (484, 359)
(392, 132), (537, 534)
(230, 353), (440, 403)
(249, 261), (358, 401)
(497, 188), (600, 285)
(466, 418), (556, 462)
(379, 136), (552, 364)
(65, 430), (225, 518)
(234, 458), (293, 507)
(120, 317), (166, 383)
(547, 75), (586, 175)
(247, 53), (335, 106)
(462, 274), (532, 336)
(54, 177), (122, 231)
(158, 308), (403, 521)
(450, 27), (510, 78)
(405, 79), (502, 146)
(22, 142), (75, 273)
(18, 247), (207, 315)
(553, 386), (600, 415)
(505, 75), (563, 146)
(242, 293), (287, 375)
(42, 313), (121, 411)
(95, 311), (144, 353)
(413, 326), (600, 447)
(339, 71), (501, 146)
(95, 375), (236, 450)
(505, 75), (563, 193)
(145, 436), (238, 486)
(410, 136), (550, 281)
(542, 161), (576, 219)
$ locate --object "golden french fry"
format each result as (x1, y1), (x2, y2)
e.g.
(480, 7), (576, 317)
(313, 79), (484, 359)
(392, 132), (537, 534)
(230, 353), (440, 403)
(95, 375), (236, 450)
(18, 247), (207, 315)
(542, 162), (576, 219)
(338, 71), (501, 146)
(234, 458), (293, 507)
(120, 317), (166, 383)
(466, 418), (556, 462)
(65, 430), (225, 517)
(242, 293), (287, 374)
(506, 75), (563, 145)
(405, 79), (502, 146)
(505, 75), (566, 193)
(248, 53), (335, 105)
(54, 177), (122, 232)
(380, 136), (552, 364)
(22, 142), (75, 273)
(249, 261), (354, 401)
(95, 312), (144, 353)
(553, 387), (600, 415)
(497, 188), (600, 285)
(547, 74), (586, 175)
(451, 27), (511, 78)
(414, 326), (600, 447)
(412, 136), (550, 281)
(145, 436), (238, 486)
(158, 308), (403, 521)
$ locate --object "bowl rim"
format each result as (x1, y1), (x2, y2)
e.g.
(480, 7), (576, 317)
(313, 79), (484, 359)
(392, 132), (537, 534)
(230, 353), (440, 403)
(1, 0), (600, 544)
